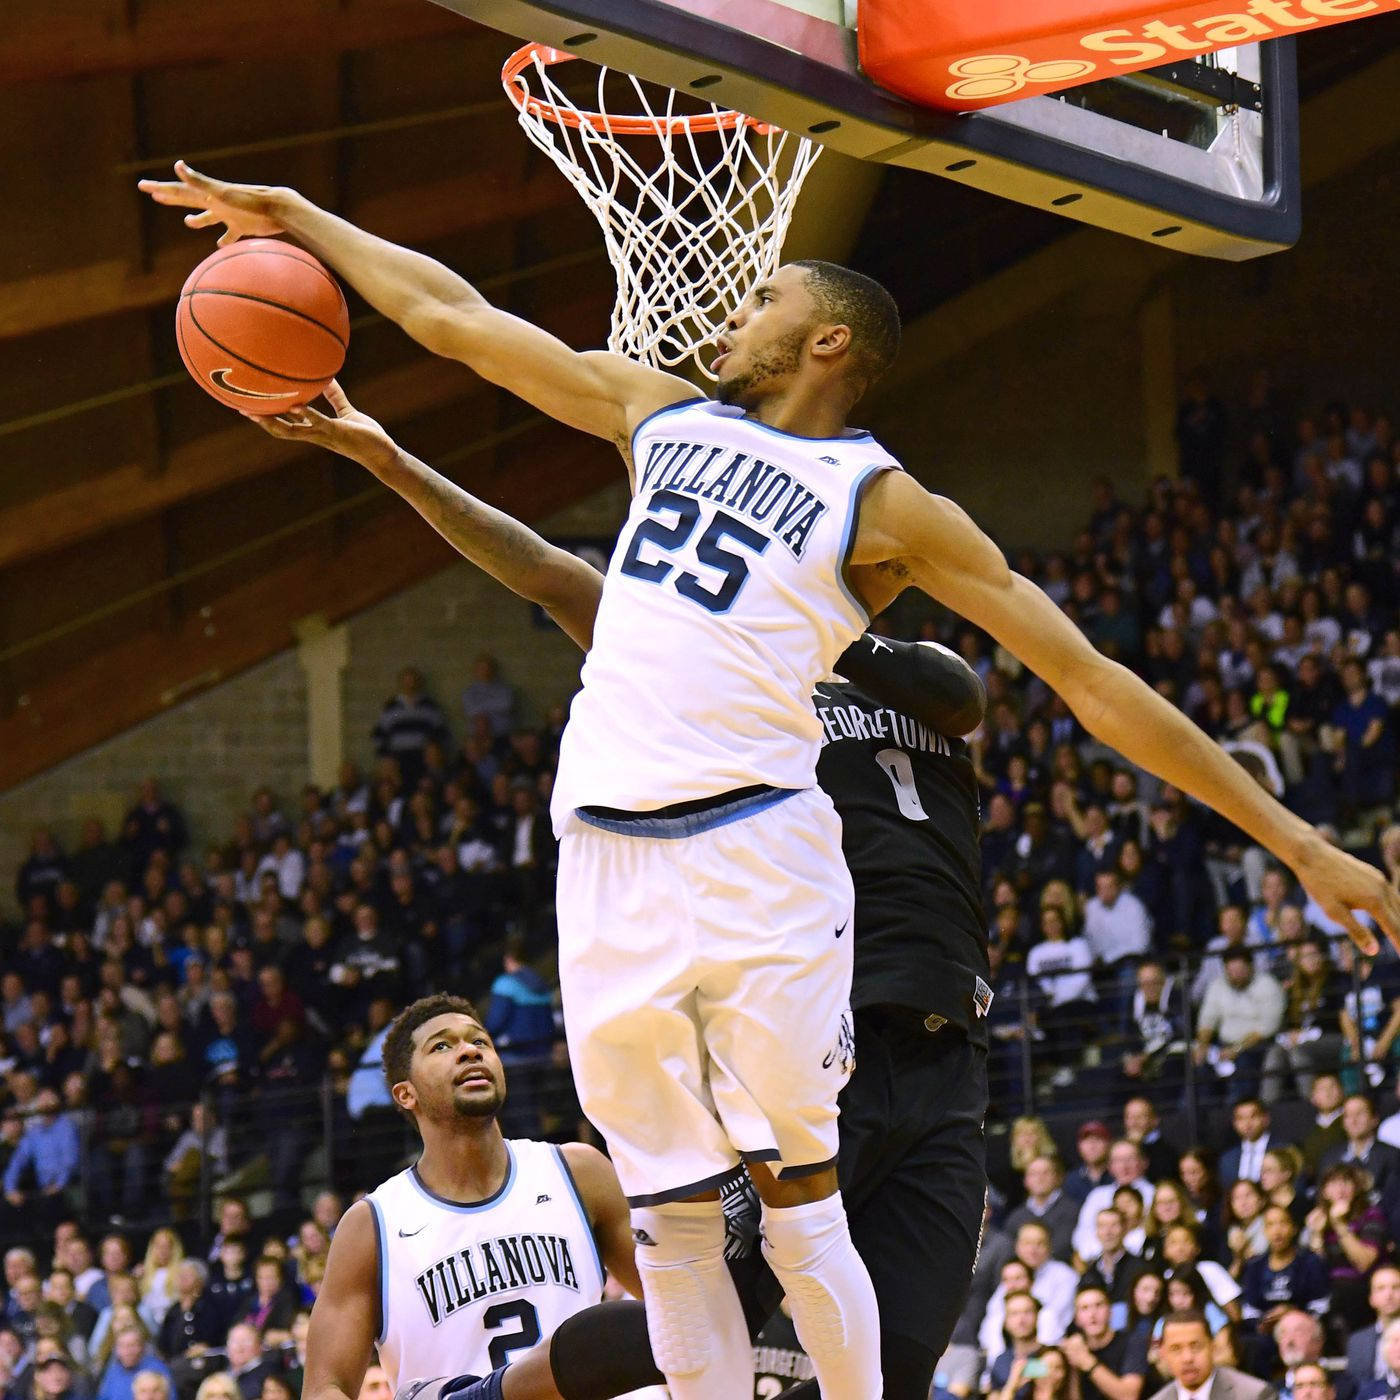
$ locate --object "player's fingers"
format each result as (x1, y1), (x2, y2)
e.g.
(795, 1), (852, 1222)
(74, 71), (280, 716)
(184, 211), (220, 230)
(323, 380), (352, 416)
(1376, 882), (1400, 955)
(238, 411), (288, 437)
(138, 180), (199, 207)
(1333, 905), (1380, 958)
(215, 230), (245, 248)
(174, 160), (217, 191)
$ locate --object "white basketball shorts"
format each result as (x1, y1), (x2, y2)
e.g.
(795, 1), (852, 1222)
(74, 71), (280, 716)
(555, 785), (856, 1205)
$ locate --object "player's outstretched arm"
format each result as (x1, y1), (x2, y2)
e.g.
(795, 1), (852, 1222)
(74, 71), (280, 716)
(559, 1142), (644, 1300)
(248, 383), (605, 650)
(302, 1201), (380, 1400)
(857, 472), (1400, 955)
(138, 163), (694, 454)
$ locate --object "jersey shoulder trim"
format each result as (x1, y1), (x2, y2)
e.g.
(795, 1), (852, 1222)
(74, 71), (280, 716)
(726, 414), (875, 445)
(628, 396), (709, 466)
(366, 1195), (389, 1345)
(552, 1145), (605, 1291)
(838, 463), (900, 623)
(405, 1145), (518, 1214)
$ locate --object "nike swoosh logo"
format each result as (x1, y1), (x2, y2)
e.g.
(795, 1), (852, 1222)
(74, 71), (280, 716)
(209, 368), (289, 400)
(835, 921), (848, 939)
(398, 1225), (426, 1237)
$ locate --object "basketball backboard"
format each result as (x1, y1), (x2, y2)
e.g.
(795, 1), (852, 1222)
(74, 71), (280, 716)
(440, 0), (1300, 259)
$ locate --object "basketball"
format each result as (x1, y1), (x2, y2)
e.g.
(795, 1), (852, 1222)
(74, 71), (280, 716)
(175, 239), (350, 415)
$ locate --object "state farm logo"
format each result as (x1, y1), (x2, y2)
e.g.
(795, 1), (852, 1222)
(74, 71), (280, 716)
(945, 54), (1096, 101)
(938, 0), (1399, 108)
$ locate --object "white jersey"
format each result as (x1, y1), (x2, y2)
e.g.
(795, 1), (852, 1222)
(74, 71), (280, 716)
(367, 1139), (605, 1385)
(551, 398), (902, 826)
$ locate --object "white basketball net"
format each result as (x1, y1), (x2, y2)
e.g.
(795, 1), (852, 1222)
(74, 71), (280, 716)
(504, 45), (821, 379)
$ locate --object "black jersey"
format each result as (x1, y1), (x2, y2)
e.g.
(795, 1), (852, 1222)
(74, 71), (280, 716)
(813, 680), (989, 1043)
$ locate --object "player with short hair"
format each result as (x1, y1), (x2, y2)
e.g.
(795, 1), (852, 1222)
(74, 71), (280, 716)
(246, 387), (985, 1399)
(303, 994), (652, 1400)
(144, 164), (1400, 1400)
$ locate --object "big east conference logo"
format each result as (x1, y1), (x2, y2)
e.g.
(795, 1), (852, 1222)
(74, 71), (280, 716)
(858, 0), (1398, 110)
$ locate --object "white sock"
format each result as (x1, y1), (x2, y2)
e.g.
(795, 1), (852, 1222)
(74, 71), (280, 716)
(761, 1191), (883, 1400)
(631, 1200), (753, 1399)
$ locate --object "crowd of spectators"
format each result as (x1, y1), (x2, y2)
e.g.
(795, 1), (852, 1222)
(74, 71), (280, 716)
(942, 1087), (1400, 1400)
(953, 380), (1399, 1120)
(0, 1198), (337, 1400)
(1, 376), (1398, 1399)
(1, 646), (571, 1236)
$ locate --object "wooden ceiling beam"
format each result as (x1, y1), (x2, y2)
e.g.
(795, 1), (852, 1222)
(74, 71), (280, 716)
(0, 428), (619, 788)
(0, 356), (478, 571)
(0, 0), (475, 85)
(0, 167), (577, 341)
(0, 274), (612, 572)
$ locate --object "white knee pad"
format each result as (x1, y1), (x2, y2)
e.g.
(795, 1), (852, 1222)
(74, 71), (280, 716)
(630, 1203), (727, 1378)
(760, 1197), (850, 1354)
(761, 1192), (883, 1397)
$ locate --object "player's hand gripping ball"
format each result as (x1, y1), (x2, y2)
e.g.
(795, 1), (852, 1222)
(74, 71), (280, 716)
(175, 239), (350, 415)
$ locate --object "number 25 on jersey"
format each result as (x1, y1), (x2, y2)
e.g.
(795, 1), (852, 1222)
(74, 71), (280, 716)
(619, 489), (768, 615)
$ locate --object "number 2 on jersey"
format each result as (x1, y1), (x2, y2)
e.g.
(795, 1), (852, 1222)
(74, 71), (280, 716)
(619, 489), (769, 614)
(875, 748), (930, 822)
(484, 1298), (541, 1369)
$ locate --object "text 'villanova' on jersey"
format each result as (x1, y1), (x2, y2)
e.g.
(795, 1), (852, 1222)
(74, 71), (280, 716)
(368, 1140), (604, 1384)
(550, 398), (904, 826)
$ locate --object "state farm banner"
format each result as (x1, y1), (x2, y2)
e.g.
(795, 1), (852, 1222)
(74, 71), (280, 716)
(859, 0), (1390, 109)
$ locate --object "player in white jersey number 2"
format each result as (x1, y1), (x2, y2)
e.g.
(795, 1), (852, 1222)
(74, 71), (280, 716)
(144, 163), (1400, 1400)
(304, 995), (656, 1400)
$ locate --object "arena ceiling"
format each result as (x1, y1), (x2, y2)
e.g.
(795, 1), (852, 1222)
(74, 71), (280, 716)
(1, 1), (1397, 788)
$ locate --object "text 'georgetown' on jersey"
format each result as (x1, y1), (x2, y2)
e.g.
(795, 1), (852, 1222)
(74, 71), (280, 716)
(636, 439), (829, 559)
(817, 698), (955, 757)
(414, 1233), (581, 1325)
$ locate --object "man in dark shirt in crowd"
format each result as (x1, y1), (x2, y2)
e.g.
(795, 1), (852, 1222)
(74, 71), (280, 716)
(66, 820), (127, 908)
(1177, 371), (1228, 510)
(1062, 1284), (1151, 1400)
(1124, 1097), (1178, 1183)
(1300, 1074), (1348, 1179)
(1347, 1265), (1400, 1389)
(207, 1238), (256, 1332)
(371, 668), (451, 791)
(1320, 1094), (1400, 1205)
(1120, 962), (1188, 1098)
(1005, 1156), (1080, 1263)
(329, 905), (403, 1026)
(1066, 1123), (1115, 1205)
(120, 779), (187, 878)
(198, 994), (256, 1097)
(15, 833), (66, 916)
(1080, 1208), (1147, 1307)
(987, 1291), (1045, 1393)
(157, 1260), (224, 1360)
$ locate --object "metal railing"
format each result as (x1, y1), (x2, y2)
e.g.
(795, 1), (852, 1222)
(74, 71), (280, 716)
(8, 931), (1388, 1243)
(50, 1054), (585, 1245)
(986, 932), (1384, 1141)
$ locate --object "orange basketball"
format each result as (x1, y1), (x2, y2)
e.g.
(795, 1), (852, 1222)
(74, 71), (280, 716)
(175, 239), (350, 415)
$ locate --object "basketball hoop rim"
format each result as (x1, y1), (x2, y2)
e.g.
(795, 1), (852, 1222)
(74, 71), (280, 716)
(502, 42), (776, 136)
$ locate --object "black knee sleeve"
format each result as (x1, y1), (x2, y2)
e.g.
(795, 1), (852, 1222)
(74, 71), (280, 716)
(548, 1299), (665, 1400)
